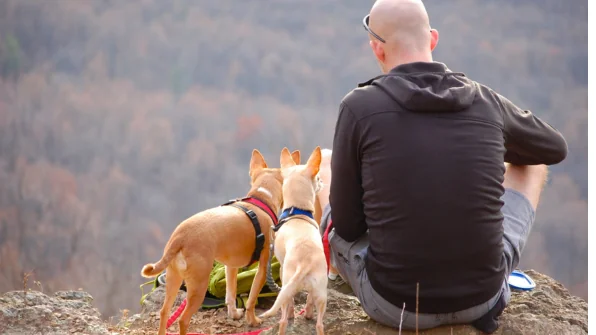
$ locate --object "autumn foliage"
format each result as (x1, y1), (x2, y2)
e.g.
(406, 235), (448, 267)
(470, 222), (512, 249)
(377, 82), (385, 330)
(0, 0), (587, 318)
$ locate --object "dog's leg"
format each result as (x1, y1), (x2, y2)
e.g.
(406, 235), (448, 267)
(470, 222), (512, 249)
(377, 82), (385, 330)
(304, 293), (314, 320)
(244, 250), (269, 326)
(314, 291), (327, 335)
(278, 301), (291, 335)
(328, 265), (340, 281)
(178, 273), (210, 335)
(278, 259), (294, 320)
(225, 265), (244, 320)
(158, 268), (183, 335)
(288, 297), (295, 319)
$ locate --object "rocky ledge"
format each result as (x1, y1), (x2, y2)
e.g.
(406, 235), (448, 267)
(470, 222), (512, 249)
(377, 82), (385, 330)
(262, 270), (588, 335)
(0, 270), (587, 335)
(0, 290), (110, 335)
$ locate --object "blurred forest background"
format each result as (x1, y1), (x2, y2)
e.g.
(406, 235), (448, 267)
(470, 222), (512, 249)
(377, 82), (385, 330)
(0, 0), (587, 318)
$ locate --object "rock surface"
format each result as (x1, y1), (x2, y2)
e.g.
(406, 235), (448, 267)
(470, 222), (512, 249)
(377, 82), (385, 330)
(0, 289), (110, 335)
(0, 270), (587, 335)
(261, 270), (588, 335)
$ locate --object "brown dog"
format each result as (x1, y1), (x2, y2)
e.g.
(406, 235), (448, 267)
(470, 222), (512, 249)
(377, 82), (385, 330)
(260, 147), (328, 335)
(141, 149), (290, 335)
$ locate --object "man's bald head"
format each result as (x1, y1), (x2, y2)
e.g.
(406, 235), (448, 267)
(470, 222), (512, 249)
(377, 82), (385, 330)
(366, 0), (439, 73)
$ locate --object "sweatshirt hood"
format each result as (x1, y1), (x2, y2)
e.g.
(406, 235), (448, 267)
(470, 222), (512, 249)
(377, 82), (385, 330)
(358, 62), (476, 113)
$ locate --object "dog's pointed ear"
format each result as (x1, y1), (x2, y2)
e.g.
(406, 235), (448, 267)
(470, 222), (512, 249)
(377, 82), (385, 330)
(249, 149), (268, 178)
(291, 150), (301, 165)
(305, 146), (322, 178)
(280, 147), (296, 170)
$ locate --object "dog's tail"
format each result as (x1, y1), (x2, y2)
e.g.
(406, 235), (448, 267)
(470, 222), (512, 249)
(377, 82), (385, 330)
(140, 237), (182, 278)
(259, 265), (309, 319)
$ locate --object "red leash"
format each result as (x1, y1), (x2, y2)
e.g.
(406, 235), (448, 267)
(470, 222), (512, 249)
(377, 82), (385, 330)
(322, 219), (333, 272)
(164, 299), (305, 335)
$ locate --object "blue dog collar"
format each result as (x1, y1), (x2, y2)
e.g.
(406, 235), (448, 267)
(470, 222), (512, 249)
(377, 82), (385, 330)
(278, 207), (314, 221)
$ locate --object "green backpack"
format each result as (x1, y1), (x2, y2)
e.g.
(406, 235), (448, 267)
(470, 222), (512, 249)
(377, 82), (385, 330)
(140, 257), (282, 309)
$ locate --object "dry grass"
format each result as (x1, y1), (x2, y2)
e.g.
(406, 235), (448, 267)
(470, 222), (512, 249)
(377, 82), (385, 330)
(416, 282), (420, 335)
(21, 270), (34, 302)
(398, 302), (406, 335)
(394, 282), (419, 335)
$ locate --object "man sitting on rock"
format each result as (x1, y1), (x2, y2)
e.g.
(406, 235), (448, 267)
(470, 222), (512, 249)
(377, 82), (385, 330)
(326, 0), (568, 332)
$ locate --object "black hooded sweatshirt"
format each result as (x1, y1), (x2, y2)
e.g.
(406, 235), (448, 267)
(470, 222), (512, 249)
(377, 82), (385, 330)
(329, 62), (567, 314)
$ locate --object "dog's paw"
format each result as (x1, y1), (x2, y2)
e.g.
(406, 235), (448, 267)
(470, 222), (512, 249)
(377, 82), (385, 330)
(228, 308), (244, 320)
(247, 316), (262, 327)
(304, 310), (314, 320)
(328, 272), (338, 281)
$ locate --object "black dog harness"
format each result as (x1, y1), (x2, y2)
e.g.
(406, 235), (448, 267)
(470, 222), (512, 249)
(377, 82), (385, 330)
(222, 197), (278, 267)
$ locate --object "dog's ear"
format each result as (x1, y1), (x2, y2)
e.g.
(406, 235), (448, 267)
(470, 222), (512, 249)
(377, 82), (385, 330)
(280, 147), (296, 170)
(249, 149), (268, 178)
(291, 150), (301, 165)
(305, 146), (322, 178)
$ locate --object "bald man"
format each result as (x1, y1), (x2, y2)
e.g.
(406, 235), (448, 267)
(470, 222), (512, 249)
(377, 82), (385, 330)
(326, 0), (568, 332)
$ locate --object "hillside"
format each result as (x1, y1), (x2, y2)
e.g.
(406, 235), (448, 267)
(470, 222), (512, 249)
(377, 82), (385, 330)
(0, 0), (587, 318)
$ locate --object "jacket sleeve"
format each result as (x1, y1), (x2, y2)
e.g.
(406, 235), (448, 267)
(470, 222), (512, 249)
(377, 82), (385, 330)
(496, 93), (568, 165)
(329, 102), (367, 242)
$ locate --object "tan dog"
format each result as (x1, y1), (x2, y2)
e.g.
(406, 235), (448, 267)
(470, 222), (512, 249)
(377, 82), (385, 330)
(141, 149), (286, 335)
(260, 147), (328, 335)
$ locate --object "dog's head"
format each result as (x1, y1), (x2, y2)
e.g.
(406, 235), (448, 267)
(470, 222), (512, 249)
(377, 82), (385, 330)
(249, 149), (284, 210)
(287, 149), (324, 194)
(279, 146), (322, 209)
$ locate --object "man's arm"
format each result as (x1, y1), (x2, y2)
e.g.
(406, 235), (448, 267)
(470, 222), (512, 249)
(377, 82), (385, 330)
(496, 93), (568, 165)
(329, 102), (367, 242)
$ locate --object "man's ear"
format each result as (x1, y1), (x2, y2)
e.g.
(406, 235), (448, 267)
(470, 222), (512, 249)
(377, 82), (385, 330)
(249, 149), (268, 179)
(305, 146), (322, 178)
(291, 150), (301, 165)
(370, 40), (386, 64)
(430, 28), (439, 51)
(280, 147), (296, 170)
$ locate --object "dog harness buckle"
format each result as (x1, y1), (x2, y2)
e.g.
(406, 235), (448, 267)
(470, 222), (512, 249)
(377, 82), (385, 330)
(273, 217), (290, 232)
(221, 198), (239, 206)
(274, 207), (318, 232)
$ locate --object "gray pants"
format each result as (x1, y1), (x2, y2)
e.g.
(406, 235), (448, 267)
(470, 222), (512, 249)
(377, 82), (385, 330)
(326, 188), (535, 330)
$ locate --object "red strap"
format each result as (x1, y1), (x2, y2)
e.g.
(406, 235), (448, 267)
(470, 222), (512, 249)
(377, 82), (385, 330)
(166, 298), (187, 328)
(167, 329), (269, 335)
(244, 197), (279, 226)
(322, 219), (333, 273)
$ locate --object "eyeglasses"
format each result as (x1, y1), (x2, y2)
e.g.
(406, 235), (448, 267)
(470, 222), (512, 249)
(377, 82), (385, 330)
(362, 14), (386, 43)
